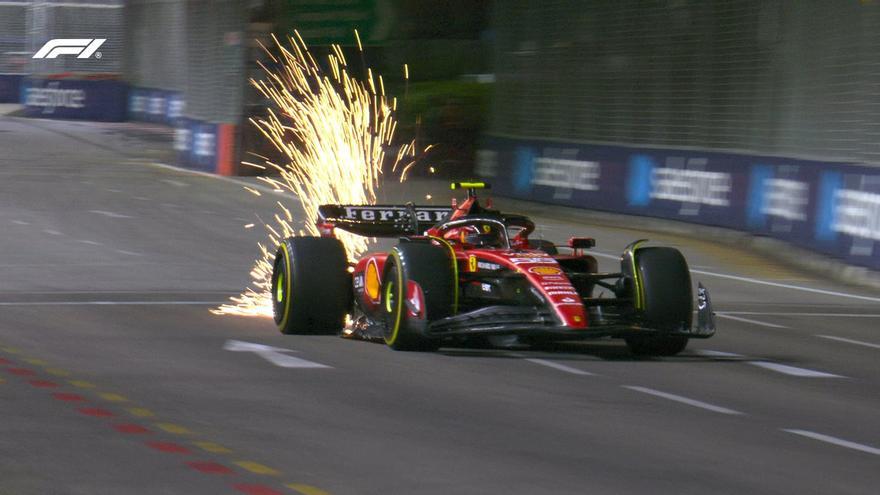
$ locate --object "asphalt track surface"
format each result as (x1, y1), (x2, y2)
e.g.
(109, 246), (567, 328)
(1, 116), (879, 495)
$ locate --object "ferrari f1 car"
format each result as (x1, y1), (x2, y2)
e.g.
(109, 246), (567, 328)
(271, 182), (715, 356)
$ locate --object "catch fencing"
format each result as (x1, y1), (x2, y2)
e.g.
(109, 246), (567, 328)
(125, 0), (246, 174)
(482, 0), (880, 271)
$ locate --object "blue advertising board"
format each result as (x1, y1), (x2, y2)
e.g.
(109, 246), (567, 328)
(478, 136), (880, 270)
(0, 75), (24, 103)
(22, 78), (128, 122)
(128, 87), (184, 126)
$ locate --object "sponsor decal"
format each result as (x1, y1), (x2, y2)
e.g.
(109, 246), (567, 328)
(763, 178), (808, 222)
(546, 290), (578, 296)
(540, 275), (566, 281)
(652, 166), (731, 209)
(477, 261), (501, 271)
(193, 129), (216, 157)
(533, 153), (600, 193)
(468, 255), (477, 273)
(24, 82), (84, 114)
(32, 38), (105, 59)
(561, 297), (577, 303)
(341, 206), (449, 222)
(174, 126), (191, 152)
(168, 94), (185, 119)
(629, 155), (731, 215)
(353, 274), (364, 289)
(510, 257), (556, 264)
(529, 266), (562, 275)
(481, 283), (492, 293)
(131, 94), (147, 114)
(834, 189), (880, 242)
(149, 95), (165, 116)
(540, 282), (573, 288)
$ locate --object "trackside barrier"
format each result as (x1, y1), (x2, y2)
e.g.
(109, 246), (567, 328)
(22, 78), (128, 121)
(477, 136), (880, 271)
(129, 86), (236, 176)
(0, 75), (24, 103)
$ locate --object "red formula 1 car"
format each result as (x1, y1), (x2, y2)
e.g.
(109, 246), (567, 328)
(271, 182), (715, 355)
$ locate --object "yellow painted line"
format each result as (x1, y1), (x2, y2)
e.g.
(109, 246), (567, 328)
(23, 358), (48, 366)
(193, 441), (232, 454)
(69, 380), (96, 389)
(0, 347), (22, 354)
(234, 461), (280, 476)
(155, 423), (193, 435)
(127, 407), (156, 418)
(0, 377), (6, 384)
(98, 393), (129, 403)
(286, 483), (332, 495)
(44, 368), (71, 377)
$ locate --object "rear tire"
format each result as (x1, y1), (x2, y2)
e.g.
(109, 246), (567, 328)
(272, 237), (350, 335)
(625, 247), (692, 356)
(381, 242), (455, 351)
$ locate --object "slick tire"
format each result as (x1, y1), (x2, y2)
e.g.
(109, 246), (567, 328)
(625, 247), (692, 356)
(272, 236), (351, 335)
(381, 242), (455, 351)
(528, 239), (558, 255)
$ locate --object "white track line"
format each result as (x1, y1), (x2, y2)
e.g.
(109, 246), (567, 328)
(590, 251), (880, 303)
(623, 386), (743, 415)
(748, 362), (843, 378)
(723, 312), (880, 318)
(11, 220), (29, 225)
(695, 350), (843, 378)
(89, 210), (132, 219)
(816, 335), (880, 350)
(76, 239), (103, 245)
(524, 358), (595, 376)
(43, 229), (62, 236)
(115, 250), (143, 256)
(715, 313), (787, 328)
(0, 301), (225, 306)
(783, 429), (880, 456)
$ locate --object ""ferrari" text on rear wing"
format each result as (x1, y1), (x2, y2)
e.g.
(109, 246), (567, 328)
(318, 204), (452, 237)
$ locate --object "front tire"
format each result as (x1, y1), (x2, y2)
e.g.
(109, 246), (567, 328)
(381, 242), (455, 351)
(625, 246), (693, 356)
(272, 237), (350, 335)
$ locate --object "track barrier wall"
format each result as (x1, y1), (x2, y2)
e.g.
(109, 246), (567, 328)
(22, 78), (128, 122)
(477, 136), (880, 271)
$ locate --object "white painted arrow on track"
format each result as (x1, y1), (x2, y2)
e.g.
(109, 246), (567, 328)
(223, 340), (331, 369)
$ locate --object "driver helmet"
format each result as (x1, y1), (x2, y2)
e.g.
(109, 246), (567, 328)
(445, 223), (505, 248)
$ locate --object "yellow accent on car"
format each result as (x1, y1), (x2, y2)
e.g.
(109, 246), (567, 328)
(276, 242), (293, 331)
(468, 254), (477, 272)
(450, 181), (486, 190)
(383, 249), (405, 346)
(628, 240), (648, 310)
(276, 272), (284, 302)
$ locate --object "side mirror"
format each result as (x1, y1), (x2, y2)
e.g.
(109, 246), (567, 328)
(568, 237), (596, 249)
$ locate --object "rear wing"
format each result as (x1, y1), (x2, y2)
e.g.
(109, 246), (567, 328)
(317, 204), (452, 237)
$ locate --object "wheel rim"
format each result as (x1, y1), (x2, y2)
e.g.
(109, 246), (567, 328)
(272, 252), (290, 326)
(383, 263), (402, 342)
